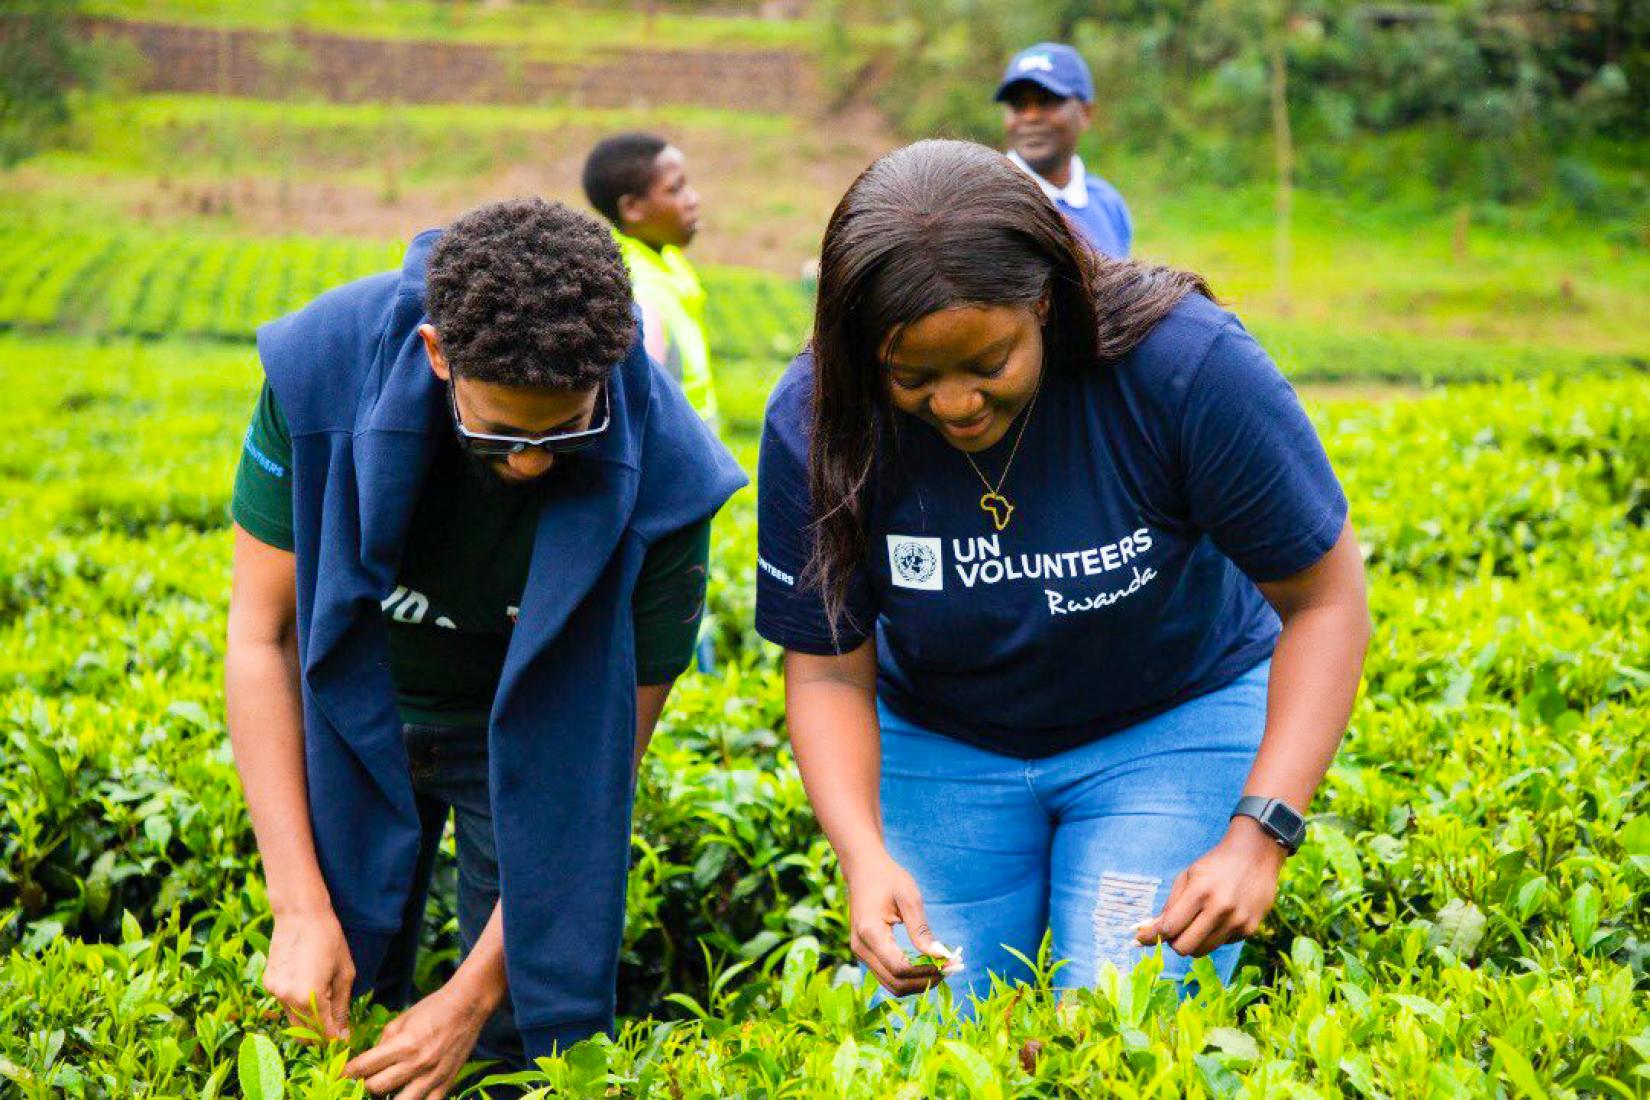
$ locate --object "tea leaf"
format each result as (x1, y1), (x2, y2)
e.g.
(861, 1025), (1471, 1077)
(236, 1034), (285, 1100)
(1429, 899), (1487, 960)
(1204, 1027), (1260, 1066)
(1489, 1038), (1548, 1099)
(1620, 815), (1650, 856)
(1569, 883), (1601, 948)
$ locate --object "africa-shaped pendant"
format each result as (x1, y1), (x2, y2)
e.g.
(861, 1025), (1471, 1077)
(979, 491), (1015, 532)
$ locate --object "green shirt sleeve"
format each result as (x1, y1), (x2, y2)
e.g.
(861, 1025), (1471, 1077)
(231, 380), (296, 551)
(632, 516), (712, 685)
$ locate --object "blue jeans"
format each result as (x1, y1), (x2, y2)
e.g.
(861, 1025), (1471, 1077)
(373, 723), (527, 1078)
(875, 660), (1269, 1004)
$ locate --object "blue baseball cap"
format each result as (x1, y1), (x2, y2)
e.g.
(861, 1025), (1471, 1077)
(993, 43), (1093, 104)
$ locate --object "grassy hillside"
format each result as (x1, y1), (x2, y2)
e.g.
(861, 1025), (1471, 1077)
(1127, 175), (1650, 359)
(9, 91), (880, 269)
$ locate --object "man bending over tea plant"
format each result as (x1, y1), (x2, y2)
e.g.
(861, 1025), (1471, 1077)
(224, 198), (744, 1097)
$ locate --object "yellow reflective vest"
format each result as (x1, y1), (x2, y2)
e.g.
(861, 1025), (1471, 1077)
(615, 232), (719, 425)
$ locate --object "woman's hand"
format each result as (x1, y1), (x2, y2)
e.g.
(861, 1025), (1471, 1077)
(1133, 816), (1288, 958)
(263, 907), (355, 1040)
(342, 982), (492, 1100)
(782, 645), (951, 995)
(845, 850), (951, 995)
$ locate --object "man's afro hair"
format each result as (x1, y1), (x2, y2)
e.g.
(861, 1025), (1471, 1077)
(426, 197), (635, 390)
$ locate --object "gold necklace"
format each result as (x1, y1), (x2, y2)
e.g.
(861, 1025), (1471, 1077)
(962, 377), (1042, 532)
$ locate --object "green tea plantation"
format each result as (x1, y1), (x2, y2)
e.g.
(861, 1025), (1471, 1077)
(0, 226), (1641, 389)
(0, 330), (1645, 1097)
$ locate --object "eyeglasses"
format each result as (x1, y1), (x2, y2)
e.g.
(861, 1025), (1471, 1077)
(446, 377), (610, 457)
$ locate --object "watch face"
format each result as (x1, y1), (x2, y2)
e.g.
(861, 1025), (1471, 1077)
(1267, 802), (1304, 840)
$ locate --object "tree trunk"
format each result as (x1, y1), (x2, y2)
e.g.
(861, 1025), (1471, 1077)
(1452, 204), (1470, 263)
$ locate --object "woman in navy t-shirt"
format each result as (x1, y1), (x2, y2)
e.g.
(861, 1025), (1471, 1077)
(756, 140), (1371, 1000)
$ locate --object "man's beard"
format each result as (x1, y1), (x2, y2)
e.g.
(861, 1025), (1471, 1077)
(458, 445), (559, 503)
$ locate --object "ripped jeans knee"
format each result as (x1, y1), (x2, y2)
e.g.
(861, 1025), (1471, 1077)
(1090, 870), (1162, 977)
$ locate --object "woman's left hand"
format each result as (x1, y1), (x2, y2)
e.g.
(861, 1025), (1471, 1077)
(1134, 816), (1289, 958)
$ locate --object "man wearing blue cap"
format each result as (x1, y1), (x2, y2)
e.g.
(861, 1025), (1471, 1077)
(995, 42), (1133, 260)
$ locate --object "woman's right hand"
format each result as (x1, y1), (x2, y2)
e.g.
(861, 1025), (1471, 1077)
(845, 850), (950, 996)
(263, 906), (356, 1040)
(779, 648), (949, 996)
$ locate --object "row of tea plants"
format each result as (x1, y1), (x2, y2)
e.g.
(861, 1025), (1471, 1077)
(0, 225), (1642, 387)
(0, 227), (808, 366)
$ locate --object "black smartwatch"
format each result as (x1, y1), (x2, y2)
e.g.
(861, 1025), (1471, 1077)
(1231, 795), (1307, 854)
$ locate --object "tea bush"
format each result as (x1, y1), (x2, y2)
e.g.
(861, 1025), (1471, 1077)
(0, 226), (806, 366)
(0, 334), (1645, 1096)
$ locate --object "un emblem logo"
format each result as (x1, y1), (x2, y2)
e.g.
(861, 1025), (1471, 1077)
(894, 541), (937, 584)
(886, 535), (944, 591)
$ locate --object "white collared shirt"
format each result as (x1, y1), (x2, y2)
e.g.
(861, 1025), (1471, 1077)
(1006, 150), (1090, 209)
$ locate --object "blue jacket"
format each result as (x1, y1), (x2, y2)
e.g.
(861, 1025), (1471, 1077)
(255, 230), (747, 1056)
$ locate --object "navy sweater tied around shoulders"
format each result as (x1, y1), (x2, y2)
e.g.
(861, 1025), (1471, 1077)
(255, 230), (746, 1055)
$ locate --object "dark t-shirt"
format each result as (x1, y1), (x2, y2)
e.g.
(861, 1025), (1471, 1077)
(234, 381), (710, 726)
(755, 295), (1347, 758)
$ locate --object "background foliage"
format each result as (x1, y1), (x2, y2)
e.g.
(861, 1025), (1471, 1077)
(824, 0), (1648, 220)
(0, 0), (101, 168)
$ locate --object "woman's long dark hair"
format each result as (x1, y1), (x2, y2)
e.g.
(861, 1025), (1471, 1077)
(804, 139), (1214, 632)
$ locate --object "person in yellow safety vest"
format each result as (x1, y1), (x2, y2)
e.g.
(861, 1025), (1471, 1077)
(584, 132), (722, 673)
(582, 132), (719, 428)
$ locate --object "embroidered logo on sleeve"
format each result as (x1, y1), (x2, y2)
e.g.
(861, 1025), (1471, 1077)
(887, 535), (944, 591)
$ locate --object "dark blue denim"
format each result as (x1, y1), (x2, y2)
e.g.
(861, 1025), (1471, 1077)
(373, 723), (527, 1083)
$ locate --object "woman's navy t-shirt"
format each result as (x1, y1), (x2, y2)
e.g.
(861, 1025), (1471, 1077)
(754, 295), (1348, 759)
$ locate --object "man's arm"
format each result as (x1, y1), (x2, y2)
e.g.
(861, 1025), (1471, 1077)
(634, 681), (672, 774)
(1107, 183), (1134, 257)
(630, 517), (712, 770)
(343, 902), (506, 1098)
(225, 522), (355, 1039)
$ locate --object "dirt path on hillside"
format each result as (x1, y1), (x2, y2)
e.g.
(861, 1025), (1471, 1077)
(95, 19), (811, 112)
(74, 15), (904, 270)
(76, 19), (901, 271)
(106, 103), (897, 272)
